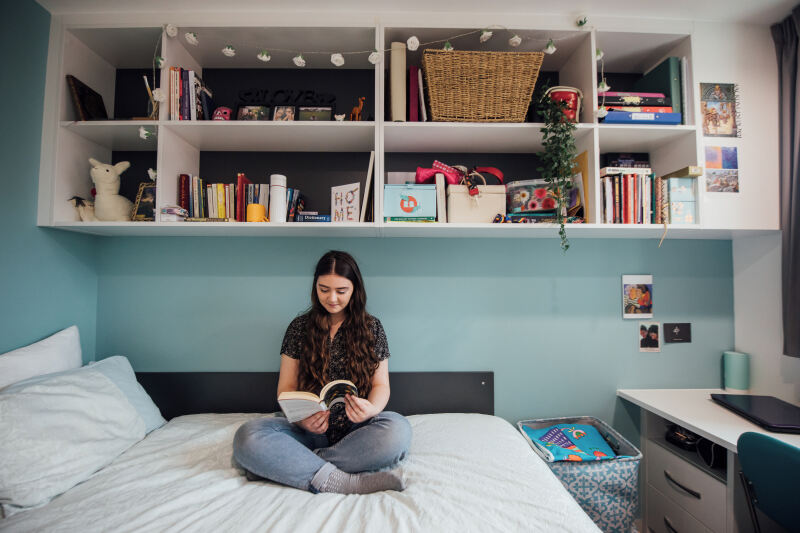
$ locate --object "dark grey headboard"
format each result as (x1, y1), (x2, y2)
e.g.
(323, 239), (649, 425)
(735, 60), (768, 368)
(136, 371), (494, 420)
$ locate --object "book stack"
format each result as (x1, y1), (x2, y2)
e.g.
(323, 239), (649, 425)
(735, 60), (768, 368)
(169, 67), (213, 120)
(598, 57), (683, 125)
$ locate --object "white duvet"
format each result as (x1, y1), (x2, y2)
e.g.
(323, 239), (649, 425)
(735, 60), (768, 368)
(2, 413), (600, 533)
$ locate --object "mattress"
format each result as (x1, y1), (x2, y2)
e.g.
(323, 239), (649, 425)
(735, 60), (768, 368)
(2, 412), (600, 532)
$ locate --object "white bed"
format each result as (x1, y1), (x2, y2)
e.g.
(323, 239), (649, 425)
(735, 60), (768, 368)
(2, 412), (600, 532)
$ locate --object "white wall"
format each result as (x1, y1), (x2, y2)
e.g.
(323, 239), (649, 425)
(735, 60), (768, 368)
(734, 233), (800, 401)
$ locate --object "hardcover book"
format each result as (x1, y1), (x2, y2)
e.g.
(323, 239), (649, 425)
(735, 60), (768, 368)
(331, 183), (360, 222)
(601, 111), (682, 125)
(278, 380), (357, 423)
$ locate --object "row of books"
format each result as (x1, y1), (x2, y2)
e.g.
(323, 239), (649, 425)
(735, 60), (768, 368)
(600, 166), (701, 225)
(169, 67), (214, 121)
(178, 173), (306, 221)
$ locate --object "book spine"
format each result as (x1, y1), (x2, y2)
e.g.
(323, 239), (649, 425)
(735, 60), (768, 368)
(613, 175), (620, 224)
(181, 69), (189, 120)
(296, 214), (331, 222)
(601, 96), (670, 106)
(385, 216), (436, 221)
(602, 91), (667, 98)
(289, 188), (299, 221)
(605, 106), (674, 113)
(600, 167), (653, 177)
(601, 111), (682, 124)
(178, 174), (189, 211)
(409, 65), (419, 122)
(188, 70), (196, 121)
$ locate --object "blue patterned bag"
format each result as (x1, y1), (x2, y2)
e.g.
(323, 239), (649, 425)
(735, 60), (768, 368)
(522, 423), (617, 462)
(518, 416), (642, 533)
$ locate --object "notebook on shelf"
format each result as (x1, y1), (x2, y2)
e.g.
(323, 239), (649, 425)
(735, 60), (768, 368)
(710, 394), (800, 434)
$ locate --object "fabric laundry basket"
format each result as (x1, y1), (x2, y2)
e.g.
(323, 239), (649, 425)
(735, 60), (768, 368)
(517, 416), (642, 533)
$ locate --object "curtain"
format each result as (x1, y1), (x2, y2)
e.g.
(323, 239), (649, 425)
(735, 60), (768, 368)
(772, 7), (800, 357)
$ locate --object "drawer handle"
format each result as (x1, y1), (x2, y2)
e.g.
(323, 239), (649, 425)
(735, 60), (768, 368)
(663, 470), (702, 499)
(664, 516), (679, 533)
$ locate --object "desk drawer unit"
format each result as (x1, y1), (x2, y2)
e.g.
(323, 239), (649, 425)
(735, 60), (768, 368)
(646, 485), (712, 533)
(646, 440), (725, 532)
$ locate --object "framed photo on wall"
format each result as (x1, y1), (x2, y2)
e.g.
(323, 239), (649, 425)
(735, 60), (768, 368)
(132, 182), (156, 221)
(622, 274), (653, 319)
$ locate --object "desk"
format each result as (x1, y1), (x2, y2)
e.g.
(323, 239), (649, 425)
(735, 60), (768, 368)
(618, 389), (800, 533)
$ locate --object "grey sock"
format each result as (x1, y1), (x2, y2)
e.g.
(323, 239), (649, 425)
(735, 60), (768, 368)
(312, 465), (405, 494)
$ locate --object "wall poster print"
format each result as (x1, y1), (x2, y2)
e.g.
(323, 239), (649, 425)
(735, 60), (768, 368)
(639, 322), (661, 352)
(700, 83), (740, 137)
(705, 145), (739, 192)
(622, 275), (653, 319)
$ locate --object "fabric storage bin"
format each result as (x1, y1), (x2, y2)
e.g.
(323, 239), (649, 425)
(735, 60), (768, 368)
(517, 416), (642, 533)
(447, 184), (506, 223)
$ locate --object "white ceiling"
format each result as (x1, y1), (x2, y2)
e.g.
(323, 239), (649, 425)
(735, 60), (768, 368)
(36, 0), (797, 25)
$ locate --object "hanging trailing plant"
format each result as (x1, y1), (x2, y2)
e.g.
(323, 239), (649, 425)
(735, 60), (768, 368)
(536, 83), (577, 252)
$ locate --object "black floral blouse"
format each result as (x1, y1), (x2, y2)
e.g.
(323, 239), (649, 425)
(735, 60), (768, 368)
(280, 313), (390, 444)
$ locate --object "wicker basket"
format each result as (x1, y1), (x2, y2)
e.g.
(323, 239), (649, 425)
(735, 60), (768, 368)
(423, 49), (544, 123)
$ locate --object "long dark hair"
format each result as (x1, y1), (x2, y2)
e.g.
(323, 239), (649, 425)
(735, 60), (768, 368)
(297, 251), (379, 396)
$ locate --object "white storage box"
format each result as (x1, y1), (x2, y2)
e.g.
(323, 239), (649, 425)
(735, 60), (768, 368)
(446, 184), (506, 223)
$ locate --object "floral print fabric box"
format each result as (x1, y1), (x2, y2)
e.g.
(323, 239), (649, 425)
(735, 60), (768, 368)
(506, 179), (557, 214)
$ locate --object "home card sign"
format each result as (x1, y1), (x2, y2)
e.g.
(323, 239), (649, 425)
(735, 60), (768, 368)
(331, 182), (360, 222)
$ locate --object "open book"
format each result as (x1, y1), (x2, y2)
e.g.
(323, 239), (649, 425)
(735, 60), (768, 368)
(278, 380), (358, 423)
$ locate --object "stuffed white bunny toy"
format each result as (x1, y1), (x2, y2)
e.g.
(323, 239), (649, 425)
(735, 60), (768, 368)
(88, 158), (133, 221)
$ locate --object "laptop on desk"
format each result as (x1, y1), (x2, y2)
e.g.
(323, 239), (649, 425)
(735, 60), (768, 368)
(711, 394), (800, 434)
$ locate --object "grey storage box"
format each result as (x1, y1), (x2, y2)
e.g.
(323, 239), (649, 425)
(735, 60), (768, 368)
(517, 416), (642, 533)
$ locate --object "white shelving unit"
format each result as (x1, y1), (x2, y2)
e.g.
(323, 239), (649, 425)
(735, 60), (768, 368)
(37, 16), (776, 239)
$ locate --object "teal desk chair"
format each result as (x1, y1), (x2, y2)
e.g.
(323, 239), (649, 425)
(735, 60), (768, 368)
(737, 431), (800, 533)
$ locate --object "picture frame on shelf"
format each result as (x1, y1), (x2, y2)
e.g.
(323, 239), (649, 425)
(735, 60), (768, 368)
(132, 182), (156, 221)
(298, 106), (332, 121)
(273, 106), (296, 121)
(237, 105), (270, 121)
(66, 75), (108, 121)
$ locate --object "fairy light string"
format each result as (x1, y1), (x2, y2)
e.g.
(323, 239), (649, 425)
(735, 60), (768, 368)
(155, 23), (584, 69)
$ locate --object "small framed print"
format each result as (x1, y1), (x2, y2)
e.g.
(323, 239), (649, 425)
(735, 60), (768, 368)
(639, 322), (661, 352)
(298, 106), (332, 121)
(622, 274), (653, 319)
(272, 106), (296, 121)
(132, 182), (156, 221)
(237, 105), (270, 121)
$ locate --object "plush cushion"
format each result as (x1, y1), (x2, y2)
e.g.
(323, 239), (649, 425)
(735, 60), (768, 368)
(0, 368), (145, 516)
(0, 325), (82, 390)
(88, 356), (166, 433)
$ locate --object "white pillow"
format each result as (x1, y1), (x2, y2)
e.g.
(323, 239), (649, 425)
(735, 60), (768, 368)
(0, 325), (82, 390)
(0, 368), (145, 516)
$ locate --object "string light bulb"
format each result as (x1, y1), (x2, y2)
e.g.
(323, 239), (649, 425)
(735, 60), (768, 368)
(138, 127), (154, 140)
(576, 16), (588, 27)
(443, 41), (454, 51)
(221, 45), (236, 58)
(509, 34), (522, 47)
(543, 39), (556, 54)
(257, 50), (271, 62)
(368, 49), (382, 64)
(147, 168), (157, 181)
(598, 80), (611, 93)
(597, 106), (609, 119)
(480, 30), (493, 43)
(165, 24), (178, 38)
(184, 32), (198, 46)
(407, 36), (419, 51)
(330, 53), (345, 67)
(293, 54), (306, 67)
(154, 56), (166, 68)
(595, 48), (604, 61)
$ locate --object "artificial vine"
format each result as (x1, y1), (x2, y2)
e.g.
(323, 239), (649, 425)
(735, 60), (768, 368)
(536, 84), (578, 252)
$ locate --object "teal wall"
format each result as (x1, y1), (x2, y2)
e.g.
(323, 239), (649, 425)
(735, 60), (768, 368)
(96, 236), (734, 438)
(0, 1), (98, 361)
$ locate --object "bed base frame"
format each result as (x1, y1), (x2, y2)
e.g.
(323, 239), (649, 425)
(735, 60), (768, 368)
(136, 371), (494, 420)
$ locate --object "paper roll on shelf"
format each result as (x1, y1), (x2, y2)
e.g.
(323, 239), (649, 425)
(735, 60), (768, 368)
(390, 42), (407, 122)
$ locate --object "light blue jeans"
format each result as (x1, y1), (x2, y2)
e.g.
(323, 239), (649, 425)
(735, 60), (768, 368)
(233, 411), (412, 492)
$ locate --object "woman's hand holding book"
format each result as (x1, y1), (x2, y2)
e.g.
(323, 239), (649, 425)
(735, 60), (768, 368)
(298, 411), (329, 434)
